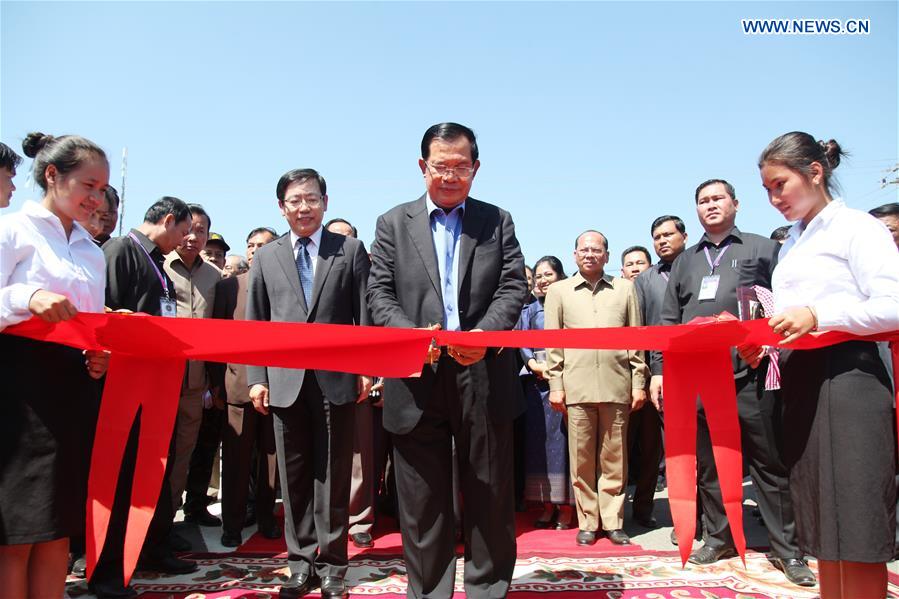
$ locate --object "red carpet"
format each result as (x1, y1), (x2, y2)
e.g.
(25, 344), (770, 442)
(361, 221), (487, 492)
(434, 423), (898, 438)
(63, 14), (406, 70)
(237, 508), (647, 558)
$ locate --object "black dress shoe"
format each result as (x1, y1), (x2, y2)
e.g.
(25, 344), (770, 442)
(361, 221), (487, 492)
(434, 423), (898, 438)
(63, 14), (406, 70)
(320, 576), (349, 599)
(221, 530), (243, 547)
(279, 572), (320, 598)
(87, 581), (138, 599)
(184, 507), (222, 527)
(350, 531), (373, 548)
(71, 555), (87, 578)
(633, 514), (658, 528)
(576, 530), (597, 545)
(137, 551), (199, 574)
(772, 557), (817, 587)
(244, 509), (257, 527)
(606, 529), (631, 545)
(259, 521), (283, 539)
(688, 545), (738, 565)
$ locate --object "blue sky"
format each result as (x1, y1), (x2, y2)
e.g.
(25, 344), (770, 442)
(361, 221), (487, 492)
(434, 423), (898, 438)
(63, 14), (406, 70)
(2, 1), (896, 276)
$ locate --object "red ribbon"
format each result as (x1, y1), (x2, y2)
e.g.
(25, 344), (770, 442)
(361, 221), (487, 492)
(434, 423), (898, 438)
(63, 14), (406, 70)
(3, 312), (897, 579)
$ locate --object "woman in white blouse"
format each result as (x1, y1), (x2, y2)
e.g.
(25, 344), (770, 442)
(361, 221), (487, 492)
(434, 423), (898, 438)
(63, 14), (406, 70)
(0, 133), (111, 598)
(741, 131), (899, 599)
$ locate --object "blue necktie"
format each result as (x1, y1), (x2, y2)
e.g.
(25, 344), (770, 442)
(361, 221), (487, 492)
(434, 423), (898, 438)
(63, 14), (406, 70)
(295, 237), (313, 307)
(443, 214), (457, 319)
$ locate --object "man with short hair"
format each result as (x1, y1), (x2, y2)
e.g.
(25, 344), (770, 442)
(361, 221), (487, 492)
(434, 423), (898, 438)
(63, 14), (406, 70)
(202, 232), (230, 270)
(94, 197), (197, 597)
(870, 202), (899, 249)
(213, 229), (280, 549)
(630, 215), (688, 528)
(0, 141), (22, 208)
(659, 179), (815, 587)
(621, 246), (651, 281)
(368, 122), (527, 597)
(769, 225), (791, 244)
(95, 186), (120, 244)
(222, 255), (249, 278)
(248, 169), (371, 599)
(163, 205), (222, 527)
(544, 230), (648, 547)
(324, 217), (358, 239)
(246, 227), (278, 265)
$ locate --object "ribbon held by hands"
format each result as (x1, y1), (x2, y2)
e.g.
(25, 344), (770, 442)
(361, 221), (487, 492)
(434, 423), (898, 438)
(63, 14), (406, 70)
(4, 311), (898, 579)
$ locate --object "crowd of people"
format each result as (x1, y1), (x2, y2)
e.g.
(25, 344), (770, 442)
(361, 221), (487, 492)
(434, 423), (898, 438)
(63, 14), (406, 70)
(0, 123), (897, 599)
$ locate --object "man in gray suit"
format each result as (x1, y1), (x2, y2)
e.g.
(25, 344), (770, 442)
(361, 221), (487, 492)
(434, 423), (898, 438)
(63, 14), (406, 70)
(368, 123), (528, 598)
(247, 168), (371, 599)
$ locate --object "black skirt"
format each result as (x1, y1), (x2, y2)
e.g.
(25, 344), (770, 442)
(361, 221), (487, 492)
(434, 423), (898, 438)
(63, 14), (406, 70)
(780, 340), (896, 562)
(0, 334), (101, 545)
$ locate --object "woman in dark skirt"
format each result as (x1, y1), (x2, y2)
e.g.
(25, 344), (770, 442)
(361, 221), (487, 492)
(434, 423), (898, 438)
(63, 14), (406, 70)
(0, 133), (110, 598)
(519, 256), (574, 529)
(741, 131), (899, 598)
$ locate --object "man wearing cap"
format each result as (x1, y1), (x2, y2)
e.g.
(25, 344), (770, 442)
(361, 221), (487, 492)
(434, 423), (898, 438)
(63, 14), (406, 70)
(202, 232), (229, 271)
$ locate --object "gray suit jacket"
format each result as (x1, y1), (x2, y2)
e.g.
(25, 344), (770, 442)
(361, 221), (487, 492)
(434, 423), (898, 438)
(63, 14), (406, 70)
(367, 195), (528, 434)
(246, 229), (371, 408)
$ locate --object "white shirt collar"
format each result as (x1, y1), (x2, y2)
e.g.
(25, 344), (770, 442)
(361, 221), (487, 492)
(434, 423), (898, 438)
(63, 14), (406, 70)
(290, 225), (323, 250)
(789, 198), (844, 242)
(22, 199), (95, 245)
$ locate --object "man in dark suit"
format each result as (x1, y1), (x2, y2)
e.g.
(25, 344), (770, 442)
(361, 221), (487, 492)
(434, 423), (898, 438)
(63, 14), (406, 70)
(210, 226), (280, 548)
(246, 169), (371, 599)
(367, 123), (527, 598)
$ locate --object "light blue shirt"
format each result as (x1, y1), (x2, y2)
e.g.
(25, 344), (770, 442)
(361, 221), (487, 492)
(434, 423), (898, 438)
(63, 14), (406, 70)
(426, 194), (465, 332)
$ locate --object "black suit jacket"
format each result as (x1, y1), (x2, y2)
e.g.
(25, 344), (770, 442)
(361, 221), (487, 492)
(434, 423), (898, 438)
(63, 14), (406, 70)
(209, 272), (252, 405)
(246, 229), (371, 407)
(367, 195), (528, 434)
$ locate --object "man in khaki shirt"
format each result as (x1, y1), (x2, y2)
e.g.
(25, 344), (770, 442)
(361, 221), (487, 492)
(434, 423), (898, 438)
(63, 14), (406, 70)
(544, 230), (648, 546)
(163, 204), (221, 525)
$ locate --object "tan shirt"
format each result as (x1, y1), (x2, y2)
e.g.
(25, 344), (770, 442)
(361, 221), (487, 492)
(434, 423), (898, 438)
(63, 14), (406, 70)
(164, 253), (221, 392)
(544, 272), (648, 405)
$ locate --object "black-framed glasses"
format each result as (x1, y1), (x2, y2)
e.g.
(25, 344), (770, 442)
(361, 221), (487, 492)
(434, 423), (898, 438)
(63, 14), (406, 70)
(425, 162), (476, 179)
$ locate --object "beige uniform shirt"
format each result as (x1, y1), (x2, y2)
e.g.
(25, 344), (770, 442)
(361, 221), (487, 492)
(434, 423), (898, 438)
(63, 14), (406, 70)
(544, 272), (648, 405)
(164, 253), (221, 393)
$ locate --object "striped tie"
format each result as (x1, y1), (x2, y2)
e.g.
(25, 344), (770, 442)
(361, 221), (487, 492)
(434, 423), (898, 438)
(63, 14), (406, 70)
(752, 285), (781, 391)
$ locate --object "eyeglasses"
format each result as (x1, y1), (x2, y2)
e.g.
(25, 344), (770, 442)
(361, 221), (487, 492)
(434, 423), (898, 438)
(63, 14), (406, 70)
(425, 162), (476, 179)
(576, 247), (605, 256)
(282, 194), (323, 209)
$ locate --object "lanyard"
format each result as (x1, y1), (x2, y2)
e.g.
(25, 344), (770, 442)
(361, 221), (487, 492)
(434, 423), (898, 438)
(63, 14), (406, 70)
(702, 241), (731, 275)
(128, 232), (171, 299)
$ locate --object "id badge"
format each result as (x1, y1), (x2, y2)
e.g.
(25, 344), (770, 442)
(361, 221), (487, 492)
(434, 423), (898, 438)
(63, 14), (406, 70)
(698, 275), (720, 301)
(160, 297), (177, 318)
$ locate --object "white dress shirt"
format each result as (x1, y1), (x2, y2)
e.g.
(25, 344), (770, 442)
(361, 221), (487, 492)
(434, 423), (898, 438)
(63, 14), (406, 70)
(289, 225), (323, 278)
(0, 200), (106, 330)
(773, 199), (899, 334)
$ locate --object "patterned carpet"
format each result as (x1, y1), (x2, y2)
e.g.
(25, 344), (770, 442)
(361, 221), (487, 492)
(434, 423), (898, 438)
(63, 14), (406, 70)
(64, 509), (899, 597)
(64, 550), (899, 598)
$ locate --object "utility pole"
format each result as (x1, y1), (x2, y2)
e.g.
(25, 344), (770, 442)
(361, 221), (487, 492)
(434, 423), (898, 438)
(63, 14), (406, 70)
(118, 147), (128, 236)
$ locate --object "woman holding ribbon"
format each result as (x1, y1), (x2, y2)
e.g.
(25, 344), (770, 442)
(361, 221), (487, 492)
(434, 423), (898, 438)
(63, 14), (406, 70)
(740, 131), (899, 598)
(0, 132), (110, 597)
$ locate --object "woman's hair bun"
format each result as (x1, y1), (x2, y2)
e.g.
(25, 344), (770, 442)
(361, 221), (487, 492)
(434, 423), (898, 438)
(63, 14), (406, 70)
(22, 132), (55, 159)
(819, 139), (844, 169)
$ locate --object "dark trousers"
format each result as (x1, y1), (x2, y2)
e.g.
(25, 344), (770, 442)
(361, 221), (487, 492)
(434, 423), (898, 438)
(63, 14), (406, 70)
(392, 357), (516, 598)
(184, 406), (225, 514)
(221, 403), (278, 535)
(696, 369), (800, 558)
(90, 410), (175, 590)
(627, 402), (662, 520)
(272, 373), (355, 579)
